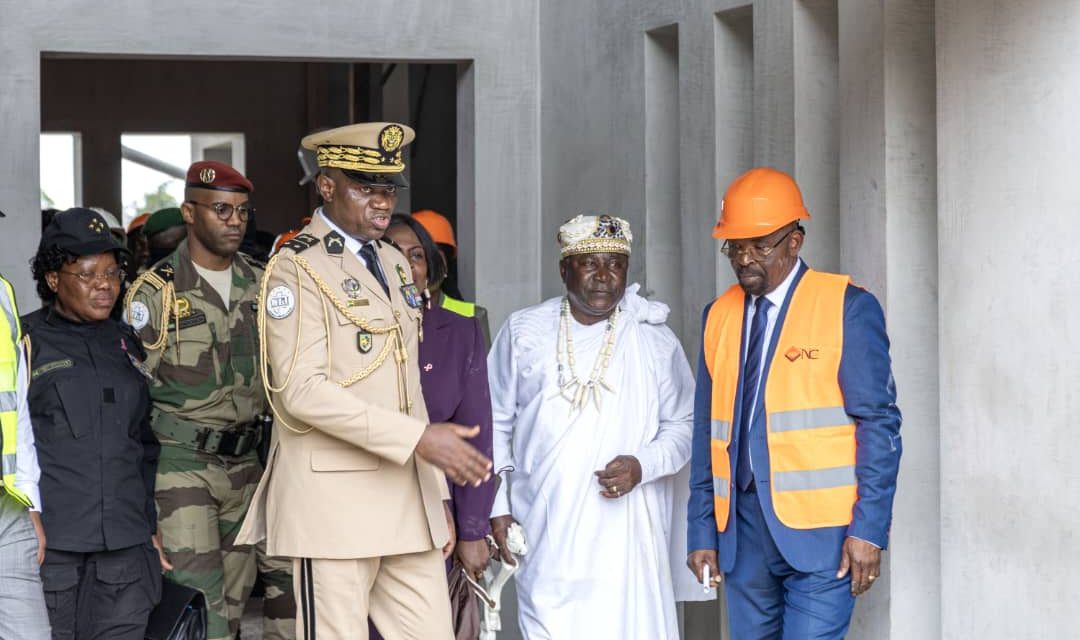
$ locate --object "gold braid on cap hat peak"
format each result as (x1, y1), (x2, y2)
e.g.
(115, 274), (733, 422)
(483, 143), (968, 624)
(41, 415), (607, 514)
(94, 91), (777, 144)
(558, 214), (633, 258)
(316, 145), (405, 174)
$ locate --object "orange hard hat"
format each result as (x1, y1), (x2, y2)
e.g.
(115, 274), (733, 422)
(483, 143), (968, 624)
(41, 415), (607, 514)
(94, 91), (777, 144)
(127, 212), (151, 233)
(411, 209), (457, 256)
(713, 167), (810, 239)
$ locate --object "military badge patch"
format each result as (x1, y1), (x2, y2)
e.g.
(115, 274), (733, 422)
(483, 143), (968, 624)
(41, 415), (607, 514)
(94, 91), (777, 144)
(180, 310), (207, 329)
(128, 301), (150, 330)
(266, 285), (296, 319)
(342, 277), (361, 297)
(324, 231), (346, 255)
(379, 124), (405, 153)
(169, 310), (207, 331)
(400, 283), (423, 309)
(175, 297), (192, 318)
(357, 331), (373, 353)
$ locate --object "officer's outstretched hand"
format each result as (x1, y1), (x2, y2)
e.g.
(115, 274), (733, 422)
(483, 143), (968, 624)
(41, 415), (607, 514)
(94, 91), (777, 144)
(416, 423), (492, 487)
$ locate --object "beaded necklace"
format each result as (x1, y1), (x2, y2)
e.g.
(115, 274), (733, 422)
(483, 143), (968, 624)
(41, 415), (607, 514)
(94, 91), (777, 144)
(556, 297), (620, 412)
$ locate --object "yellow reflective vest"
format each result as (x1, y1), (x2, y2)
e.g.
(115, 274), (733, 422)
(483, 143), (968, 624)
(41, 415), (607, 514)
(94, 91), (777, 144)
(0, 276), (31, 507)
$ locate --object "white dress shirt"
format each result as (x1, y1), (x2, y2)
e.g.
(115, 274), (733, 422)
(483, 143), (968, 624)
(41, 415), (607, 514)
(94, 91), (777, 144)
(317, 208), (388, 282)
(14, 344), (42, 511)
(741, 258), (802, 474)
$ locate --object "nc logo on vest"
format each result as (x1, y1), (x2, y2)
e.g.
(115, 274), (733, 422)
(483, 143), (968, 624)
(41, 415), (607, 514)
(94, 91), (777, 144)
(785, 346), (820, 362)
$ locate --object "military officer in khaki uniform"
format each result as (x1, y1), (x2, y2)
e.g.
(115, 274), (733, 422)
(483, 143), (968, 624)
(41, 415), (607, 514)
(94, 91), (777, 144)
(238, 122), (492, 640)
(125, 161), (294, 640)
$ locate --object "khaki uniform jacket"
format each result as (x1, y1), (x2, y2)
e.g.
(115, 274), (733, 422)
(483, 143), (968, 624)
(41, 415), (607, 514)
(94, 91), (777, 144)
(237, 214), (449, 559)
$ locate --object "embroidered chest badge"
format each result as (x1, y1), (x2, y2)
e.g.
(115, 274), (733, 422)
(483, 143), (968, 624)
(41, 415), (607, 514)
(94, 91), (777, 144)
(357, 331), (373, 354)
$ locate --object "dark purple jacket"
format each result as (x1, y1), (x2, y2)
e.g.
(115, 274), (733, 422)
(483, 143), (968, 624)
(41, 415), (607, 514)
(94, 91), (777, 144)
(419, 302), (495, 541)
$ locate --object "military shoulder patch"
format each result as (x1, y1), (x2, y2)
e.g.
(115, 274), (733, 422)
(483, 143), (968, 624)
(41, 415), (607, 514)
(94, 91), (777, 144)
(128, 300), (151, 330)
(280, 233), (319, 254)
(266, 285), (296, 319)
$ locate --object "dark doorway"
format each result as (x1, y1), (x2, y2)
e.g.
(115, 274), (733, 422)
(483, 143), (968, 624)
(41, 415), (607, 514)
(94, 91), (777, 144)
(41, 57), (459, 242)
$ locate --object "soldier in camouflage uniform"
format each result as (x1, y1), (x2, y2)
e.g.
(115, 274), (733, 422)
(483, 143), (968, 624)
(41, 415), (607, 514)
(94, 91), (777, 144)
(124, 161), (294, 640)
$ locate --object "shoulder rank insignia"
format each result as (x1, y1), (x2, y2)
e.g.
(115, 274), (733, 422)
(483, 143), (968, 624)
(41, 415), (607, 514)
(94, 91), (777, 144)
(324, 231), (346, 255)
(280, 233), (319, 255)
(127, 260), (173, 297)
(153, 262), (176, 282)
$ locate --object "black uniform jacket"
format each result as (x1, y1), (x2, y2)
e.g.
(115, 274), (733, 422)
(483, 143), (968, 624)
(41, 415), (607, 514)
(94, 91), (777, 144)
(25, 307), (159, 552)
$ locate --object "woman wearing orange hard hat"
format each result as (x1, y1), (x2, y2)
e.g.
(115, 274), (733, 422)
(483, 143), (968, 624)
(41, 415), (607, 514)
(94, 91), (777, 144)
(410, 209), (491, 346)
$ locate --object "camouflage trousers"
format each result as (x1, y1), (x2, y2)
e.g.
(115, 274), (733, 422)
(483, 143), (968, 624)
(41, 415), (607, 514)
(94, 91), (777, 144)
(155, 444), (261, 640)
(257, 540), (296, 640)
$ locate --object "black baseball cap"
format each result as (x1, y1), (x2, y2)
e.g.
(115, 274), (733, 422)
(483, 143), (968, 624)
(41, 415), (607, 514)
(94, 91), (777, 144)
(41, 207), (129, 256)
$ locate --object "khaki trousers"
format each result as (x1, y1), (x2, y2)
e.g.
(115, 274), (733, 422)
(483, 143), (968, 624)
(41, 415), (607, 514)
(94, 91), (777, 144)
(293, 549), (452, 640)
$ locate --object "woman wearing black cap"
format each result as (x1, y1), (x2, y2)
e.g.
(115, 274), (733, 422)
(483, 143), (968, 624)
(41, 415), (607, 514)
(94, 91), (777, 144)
(25, 207), (165, 639)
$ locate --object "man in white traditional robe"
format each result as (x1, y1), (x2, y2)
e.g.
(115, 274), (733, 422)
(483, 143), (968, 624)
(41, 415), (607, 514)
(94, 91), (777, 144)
(488, 214), (705, 640)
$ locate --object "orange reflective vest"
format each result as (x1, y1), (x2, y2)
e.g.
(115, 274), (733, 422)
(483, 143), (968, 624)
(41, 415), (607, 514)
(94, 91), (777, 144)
(704, 269), (857, 531)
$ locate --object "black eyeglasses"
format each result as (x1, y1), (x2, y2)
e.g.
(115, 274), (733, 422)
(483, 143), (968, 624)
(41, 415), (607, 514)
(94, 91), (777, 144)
(721, 227), (796, 261)
(58, 268), (125, 285)
(186, 200), (254, 222)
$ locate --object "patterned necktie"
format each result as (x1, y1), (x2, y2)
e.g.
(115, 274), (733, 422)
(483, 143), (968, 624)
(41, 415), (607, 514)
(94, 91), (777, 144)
(358, 243), (389, 297)
(737, 296), (772, 491)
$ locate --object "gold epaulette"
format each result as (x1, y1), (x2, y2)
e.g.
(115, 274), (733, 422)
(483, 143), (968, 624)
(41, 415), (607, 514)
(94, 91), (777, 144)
(128, 261), (175, 295)
(123, 261), (177, 351)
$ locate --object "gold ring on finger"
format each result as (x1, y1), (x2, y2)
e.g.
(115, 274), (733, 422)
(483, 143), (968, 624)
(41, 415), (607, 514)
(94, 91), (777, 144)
(868, 575), (877, 582)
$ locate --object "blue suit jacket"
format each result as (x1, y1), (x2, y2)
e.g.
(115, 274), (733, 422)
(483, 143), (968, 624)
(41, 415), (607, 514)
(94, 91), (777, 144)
(687, 263), (902, 573)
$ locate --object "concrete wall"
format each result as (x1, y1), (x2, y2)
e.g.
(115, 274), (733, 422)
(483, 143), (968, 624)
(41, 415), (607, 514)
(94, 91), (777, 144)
(0, 0), (540, 329)
(938, 1), (1080, 636)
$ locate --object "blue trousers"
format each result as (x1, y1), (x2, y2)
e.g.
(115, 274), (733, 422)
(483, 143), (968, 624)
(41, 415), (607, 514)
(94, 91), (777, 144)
(725, 490), (855, 640)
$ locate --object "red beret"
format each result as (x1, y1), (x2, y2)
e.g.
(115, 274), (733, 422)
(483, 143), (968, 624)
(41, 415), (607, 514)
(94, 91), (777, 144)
(185, 160), (253, 193)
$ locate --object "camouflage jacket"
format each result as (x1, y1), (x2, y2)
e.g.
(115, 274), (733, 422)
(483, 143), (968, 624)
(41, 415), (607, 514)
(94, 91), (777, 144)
(124, 239), (266, 430)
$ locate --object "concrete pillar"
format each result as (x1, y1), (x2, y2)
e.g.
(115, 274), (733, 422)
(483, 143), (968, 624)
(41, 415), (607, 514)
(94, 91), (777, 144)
(794, 0), (840, 273)
(839, 1), (938, 638)
(753, 0), (795, 172)
(0, 30), (41, 302)
(938, 1), (1080, 636)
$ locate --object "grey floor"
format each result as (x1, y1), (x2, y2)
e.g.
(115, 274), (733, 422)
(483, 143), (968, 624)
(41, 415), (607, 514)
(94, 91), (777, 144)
(239, 583), (721, 639)
(237, 581), (524, 640)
